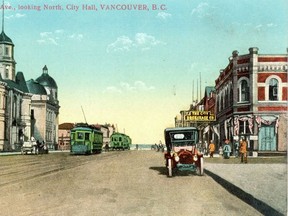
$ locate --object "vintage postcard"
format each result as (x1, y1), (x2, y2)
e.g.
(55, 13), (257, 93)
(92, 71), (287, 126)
(0, 0), (287, 215)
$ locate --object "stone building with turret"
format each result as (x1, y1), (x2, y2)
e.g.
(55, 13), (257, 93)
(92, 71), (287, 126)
(0, 28), (60, 151)
(0, 30), (32, 151)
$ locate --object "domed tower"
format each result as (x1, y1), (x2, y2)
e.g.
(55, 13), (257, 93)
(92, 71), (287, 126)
(0, 30), (16, 81)
(36, 65), (58, 105)
(30, 65), (60, 150)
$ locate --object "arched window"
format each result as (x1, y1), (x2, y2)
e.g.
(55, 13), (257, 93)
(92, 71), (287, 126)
(265, 76), (282, 101)
(240, 80), (249, 102)
(225, 88), (228, 108)
(230, 83), (233, 103)
(269, 78), (278, 101)
(13, 95), (17, 119)
(217, 95), (220, 112)
(238, 78), (249, 103)
(222, 92), (225, 109)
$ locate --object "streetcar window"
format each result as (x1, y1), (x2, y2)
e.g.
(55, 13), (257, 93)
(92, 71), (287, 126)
(71, 133), (75, 140)
(119, 137), (122, 142)
(77, 132), (84, 140)
(85, 133), (90, 140)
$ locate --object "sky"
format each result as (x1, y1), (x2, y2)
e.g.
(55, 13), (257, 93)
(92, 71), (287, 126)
(3, 0), (288, 144)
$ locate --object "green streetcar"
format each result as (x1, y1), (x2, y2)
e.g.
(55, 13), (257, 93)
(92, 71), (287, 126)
(70, 123), (103, 154)
(110, 132), (132, 150)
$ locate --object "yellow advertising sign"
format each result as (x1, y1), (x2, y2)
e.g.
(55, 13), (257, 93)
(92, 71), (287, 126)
(184, 111), (216, 121)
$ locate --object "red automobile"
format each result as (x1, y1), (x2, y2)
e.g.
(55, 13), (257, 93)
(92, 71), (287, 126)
(164, 127), (204, 177)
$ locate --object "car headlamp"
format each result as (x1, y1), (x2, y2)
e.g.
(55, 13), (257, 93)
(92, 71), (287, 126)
(173, 152), (179, 162)
(193, 155), (198, 161)
(174, 155), (180, 162)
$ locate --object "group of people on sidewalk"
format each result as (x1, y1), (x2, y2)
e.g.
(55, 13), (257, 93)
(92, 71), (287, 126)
(208, 138), (248, 163)
(151, 141), (164, 152)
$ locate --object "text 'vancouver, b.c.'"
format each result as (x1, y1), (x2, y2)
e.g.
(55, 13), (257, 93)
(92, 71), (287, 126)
(12, 4), (168, 12)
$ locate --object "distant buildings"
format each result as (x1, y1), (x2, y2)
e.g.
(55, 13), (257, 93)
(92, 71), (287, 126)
(0, 29), (60, 151)
(58, 123), (74, 150)
(175, 47), (287, 155)
(92, 123), (115, 146)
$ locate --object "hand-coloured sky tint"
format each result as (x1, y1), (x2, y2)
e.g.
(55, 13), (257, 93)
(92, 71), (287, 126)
(3, 0), (287, 143)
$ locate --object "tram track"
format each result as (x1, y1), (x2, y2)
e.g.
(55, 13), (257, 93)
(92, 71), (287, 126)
(0, 151), (123, 187)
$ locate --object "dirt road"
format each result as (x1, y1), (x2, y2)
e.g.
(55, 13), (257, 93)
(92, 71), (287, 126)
(0, 151), (262, 216)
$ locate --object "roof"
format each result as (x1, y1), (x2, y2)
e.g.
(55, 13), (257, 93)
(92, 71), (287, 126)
(0, 31), (13, 45)
(2, 72), (29, 93)
(71, 125), (103, 133)
(26, 79), (47, 95)
(36, 73), (58, 89)
(15, 72), (29, 92)
(205, 86), (215, 97)
(36, 65), (58, 89)
(111, 132), (130, 138)
(164, 127), (198, 132)
(59, 123), (75, 130)
(90, 124), (102, 130)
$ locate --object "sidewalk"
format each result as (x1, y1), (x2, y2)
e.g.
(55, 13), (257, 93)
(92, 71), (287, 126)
(0, 150), (70, 156)
(205, 163), (287, 216)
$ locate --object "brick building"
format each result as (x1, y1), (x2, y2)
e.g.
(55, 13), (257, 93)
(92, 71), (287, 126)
(58, 123), (74, 150)
(215, 47), (287, 154)
(175, 47), (287, 155)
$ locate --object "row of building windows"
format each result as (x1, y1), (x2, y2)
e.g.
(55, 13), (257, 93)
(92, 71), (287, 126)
(239, 77), (280, 102)
(217, 76), (283, 112)
(47, 110), (54, 122)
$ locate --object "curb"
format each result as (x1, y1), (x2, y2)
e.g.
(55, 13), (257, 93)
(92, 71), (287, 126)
(204, 169), (284, 216)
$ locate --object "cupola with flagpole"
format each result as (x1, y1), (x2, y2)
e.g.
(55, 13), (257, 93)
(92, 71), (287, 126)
(0, 0), (16, 80)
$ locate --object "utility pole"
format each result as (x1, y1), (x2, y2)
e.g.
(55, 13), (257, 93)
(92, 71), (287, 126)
(192, 80), (194, 104)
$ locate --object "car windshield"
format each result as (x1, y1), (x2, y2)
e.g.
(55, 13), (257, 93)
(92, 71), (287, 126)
(170, 131), (197, 147)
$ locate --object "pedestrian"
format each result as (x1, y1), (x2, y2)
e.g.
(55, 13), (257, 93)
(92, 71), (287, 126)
(159, 140), (164, 152)
(219, 145), (223, 157)
(204, 140), (208, 155)
(208, 140), (215, 158)
(234, 140), (239, 158)
(105, 142), (109, 152)
(239, 137), (248, 163)
(223, 139), (231, 159)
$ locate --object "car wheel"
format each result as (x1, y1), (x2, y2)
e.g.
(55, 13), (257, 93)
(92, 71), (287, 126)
(167, 159), (173, 177)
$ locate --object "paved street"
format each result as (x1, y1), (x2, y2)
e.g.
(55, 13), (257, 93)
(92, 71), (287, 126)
(0, 150), (266, 216)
